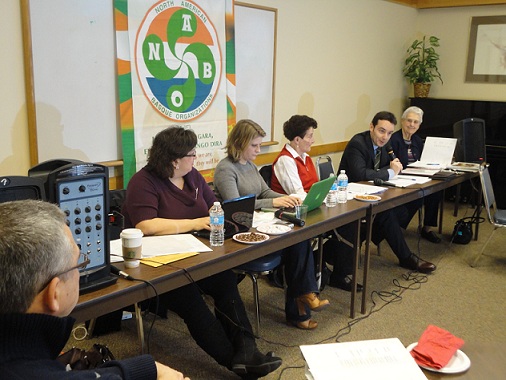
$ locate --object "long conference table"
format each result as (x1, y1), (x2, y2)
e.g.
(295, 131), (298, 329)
(71, 171), (479, 325)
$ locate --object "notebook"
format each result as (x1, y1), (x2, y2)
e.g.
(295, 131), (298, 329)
(194, 194), (256, 239)
(282, 175), (335, 214)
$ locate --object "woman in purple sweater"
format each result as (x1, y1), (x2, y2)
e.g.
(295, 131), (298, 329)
(122, 126), (281, 379)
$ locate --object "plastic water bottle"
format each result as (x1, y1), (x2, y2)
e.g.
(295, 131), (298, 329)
(209, 201), (224, 246)
(326, 175), (338, 207)
(337, 170), (348, 204)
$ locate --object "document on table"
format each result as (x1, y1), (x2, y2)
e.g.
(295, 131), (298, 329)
(300, 338), (427, 380)
(110, 234), (212, 267)
(387, 175), (432, 188)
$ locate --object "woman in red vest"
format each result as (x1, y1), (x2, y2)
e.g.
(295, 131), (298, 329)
(271, 115), (319, 195)
(271, 115), (362, 292)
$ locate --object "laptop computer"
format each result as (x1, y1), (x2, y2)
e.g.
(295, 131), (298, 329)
(194, 194), (256, 239)
(282, 175), (335, 214)
(403, 136), (457, 176)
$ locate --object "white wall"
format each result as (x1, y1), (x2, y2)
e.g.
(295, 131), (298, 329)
(2, 0), (504, 176)
(256, 0), (416, 149)
(416, 5), (506, 101)
(0, 1), (31, 175)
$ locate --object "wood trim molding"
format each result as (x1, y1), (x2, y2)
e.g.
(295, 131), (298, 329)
(20, 0), (39, 167)
(389, 0), (506, 7)
(102, 141), (349, 189)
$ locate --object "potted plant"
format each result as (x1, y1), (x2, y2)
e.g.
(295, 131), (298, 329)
(403, 35), (443, 97)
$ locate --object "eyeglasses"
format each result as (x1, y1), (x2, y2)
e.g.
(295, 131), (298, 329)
(184, 151), (197, 158)
(38, 252), (90, 293)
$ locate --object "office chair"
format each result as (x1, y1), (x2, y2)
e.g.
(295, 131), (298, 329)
(259, 165), (273, 187)
(233, 253), (283, 335)
(471, 166), (506, 267)
(316, 156), (334, 180)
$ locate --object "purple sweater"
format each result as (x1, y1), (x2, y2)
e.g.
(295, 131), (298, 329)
(123, 167), (216, 228)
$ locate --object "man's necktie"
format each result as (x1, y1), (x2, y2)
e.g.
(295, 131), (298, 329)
(374, 148), (381, 170)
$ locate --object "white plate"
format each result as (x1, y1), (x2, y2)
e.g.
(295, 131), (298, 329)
(256, 223), (292, 235)
(407, 342), (471, 374)
(354, 194), (381, 202)
(233, 232), (270, 244)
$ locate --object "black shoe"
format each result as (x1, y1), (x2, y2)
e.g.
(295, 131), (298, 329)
(329, 275), (363, 292)
(232, 351), (282, 378)
(421, 229), (441, 244)
(400, 254), (436, 274)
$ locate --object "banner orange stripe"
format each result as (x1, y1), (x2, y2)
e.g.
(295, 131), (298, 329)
(115, 8), (128, 31)
(117, 59), (131, 76)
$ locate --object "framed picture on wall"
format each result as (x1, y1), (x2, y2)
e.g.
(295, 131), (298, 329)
(466, 15), (506, 83)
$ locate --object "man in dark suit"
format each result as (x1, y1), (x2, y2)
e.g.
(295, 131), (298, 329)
(326, 111), (435, 284)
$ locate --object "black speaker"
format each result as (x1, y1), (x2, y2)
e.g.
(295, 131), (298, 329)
(0, 176), (45, 203)
(453, 118), (486, 163)
(29, 159), (117, 294)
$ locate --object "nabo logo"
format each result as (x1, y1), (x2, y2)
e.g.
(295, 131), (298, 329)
(136, 1), (221, 121)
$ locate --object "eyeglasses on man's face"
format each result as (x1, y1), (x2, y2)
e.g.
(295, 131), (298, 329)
(38, 252), (90, 293)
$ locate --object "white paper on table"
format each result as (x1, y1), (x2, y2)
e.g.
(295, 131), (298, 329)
(110, 234), (212, 261)
(387, 175), (432, 187)
(407, 136), (457, 169)
(300, 338), (427, 380)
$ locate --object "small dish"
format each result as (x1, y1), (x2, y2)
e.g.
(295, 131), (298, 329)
(233, 232), (269, 244)
(406, 342), (471, 374)
(256, 223), (292, 235)
(354, 194), (381, 202)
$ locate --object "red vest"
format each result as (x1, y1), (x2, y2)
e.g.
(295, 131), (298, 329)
(271, 146), (318, 194)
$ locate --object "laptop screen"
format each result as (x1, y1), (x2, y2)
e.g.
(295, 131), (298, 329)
(195, 194), (256, 239)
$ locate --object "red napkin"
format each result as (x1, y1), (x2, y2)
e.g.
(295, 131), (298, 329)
(410, 325), (465, 369)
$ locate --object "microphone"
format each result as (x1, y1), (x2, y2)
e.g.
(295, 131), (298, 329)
(374, 178), (397, 187)
(385, 143), (397, 160)
(111, 265), (135, 281)
(274, 209), (305, 227)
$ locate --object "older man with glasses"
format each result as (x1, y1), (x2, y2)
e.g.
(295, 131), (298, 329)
(0, 199), (188, 380)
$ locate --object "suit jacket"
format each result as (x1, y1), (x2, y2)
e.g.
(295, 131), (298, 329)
(389, 129), (423, 169)
(338, 130), (391, 183)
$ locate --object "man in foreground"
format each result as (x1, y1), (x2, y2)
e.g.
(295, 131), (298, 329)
(0, 199), (188, 379)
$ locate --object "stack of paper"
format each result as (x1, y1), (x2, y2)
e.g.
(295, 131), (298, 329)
(110, 234), (211, 267)
(386, 175), (432, 188)
(300, 338), (427, 380)
(402, 167), (442, 176)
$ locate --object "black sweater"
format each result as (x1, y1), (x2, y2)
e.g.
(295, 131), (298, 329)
(0, 313), (157, 380)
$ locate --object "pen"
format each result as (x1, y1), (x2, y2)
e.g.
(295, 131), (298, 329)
(195, 188), (199, 199)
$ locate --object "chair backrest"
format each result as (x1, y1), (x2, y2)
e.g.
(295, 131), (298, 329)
(479, 166), (497, 224)
(259, 165), (273, 187)
(109, 189), (126, 240)
(316, 156), (335, 180)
